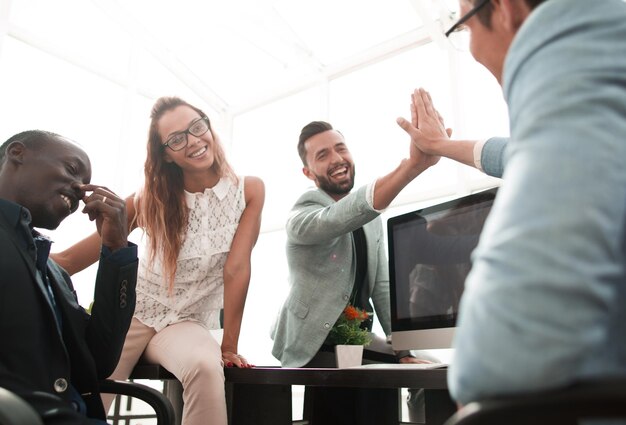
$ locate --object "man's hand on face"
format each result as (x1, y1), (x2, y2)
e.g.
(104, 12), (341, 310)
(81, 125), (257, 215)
(80, 184), (128, 252)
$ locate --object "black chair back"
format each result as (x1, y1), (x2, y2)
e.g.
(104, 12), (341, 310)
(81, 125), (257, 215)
(444, 378), (626, 425)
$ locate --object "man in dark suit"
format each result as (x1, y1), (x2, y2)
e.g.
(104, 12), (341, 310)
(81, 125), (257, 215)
(0, 130), (138, 424)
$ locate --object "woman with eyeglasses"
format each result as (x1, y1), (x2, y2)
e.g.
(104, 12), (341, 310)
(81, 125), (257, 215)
(52, 96), (265, 425)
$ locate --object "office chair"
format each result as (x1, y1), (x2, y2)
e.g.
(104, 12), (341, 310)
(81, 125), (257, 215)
(443, 378), (626, 425)
(101, 379), (176, 425)
(0, 387), (43, 425)
(0, 380), (175, 425)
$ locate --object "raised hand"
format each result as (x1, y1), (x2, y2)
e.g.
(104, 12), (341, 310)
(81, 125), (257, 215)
(80, 184), (128, 251)
(397, 88), (451, 156)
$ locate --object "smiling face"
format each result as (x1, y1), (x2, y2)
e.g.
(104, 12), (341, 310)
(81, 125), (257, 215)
(302, 129), (355, 201)
(7, 136), (91, 229)
(159, 105), (216, 176)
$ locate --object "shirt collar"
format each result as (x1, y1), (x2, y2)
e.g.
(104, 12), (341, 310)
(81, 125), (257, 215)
(184, 177), (231, 207)
(0, 197), (32, 228)
(0, 197), (55, 256)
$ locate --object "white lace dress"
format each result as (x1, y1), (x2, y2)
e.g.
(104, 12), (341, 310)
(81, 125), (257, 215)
(134, 177), (246, 332)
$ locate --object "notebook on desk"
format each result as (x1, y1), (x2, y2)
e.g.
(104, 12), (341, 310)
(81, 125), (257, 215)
(347, 362), (448, 370)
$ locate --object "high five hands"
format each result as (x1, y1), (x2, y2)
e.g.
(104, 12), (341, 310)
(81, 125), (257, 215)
(396, 88), (452, 157)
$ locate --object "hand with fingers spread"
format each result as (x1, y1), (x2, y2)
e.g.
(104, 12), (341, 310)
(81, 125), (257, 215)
(397, 88), (452, 157)
(80, 184), (128, 252)
(222, 351), (253, 368)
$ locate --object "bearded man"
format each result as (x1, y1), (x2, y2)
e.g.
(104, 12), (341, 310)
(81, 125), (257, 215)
(270, 120), (441, 423)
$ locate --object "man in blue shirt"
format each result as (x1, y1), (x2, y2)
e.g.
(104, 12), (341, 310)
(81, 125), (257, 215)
(0, 130), (138, 424)
(400, 0), (626, 406)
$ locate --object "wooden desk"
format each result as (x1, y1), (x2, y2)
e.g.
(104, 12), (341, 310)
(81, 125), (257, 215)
(131, 365), (455, 425)
(224, 367), (454, 425)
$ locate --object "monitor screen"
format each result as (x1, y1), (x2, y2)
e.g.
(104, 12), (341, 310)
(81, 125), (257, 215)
(388, 187), (498, 350)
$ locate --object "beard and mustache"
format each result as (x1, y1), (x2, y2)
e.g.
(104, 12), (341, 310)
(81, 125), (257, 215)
(312, 163), (356, 198)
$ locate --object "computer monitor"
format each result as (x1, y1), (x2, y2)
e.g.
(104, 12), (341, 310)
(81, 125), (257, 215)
(387, 187), (498, 351)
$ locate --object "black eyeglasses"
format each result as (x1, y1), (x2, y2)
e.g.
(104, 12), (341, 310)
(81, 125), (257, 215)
(445, 0), (491, 37)
(162, 116), (210, 152)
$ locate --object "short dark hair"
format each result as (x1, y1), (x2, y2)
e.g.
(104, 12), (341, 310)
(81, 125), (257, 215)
(298, 121), (334, 166)
(524, 0), (549, 9)
(0, 130), (61, 166)
(475, 0), (549, 28)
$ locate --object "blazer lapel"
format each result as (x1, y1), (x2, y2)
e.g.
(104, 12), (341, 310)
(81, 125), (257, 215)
(1, 221), (64, 337)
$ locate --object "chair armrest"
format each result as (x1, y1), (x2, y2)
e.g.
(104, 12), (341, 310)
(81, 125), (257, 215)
(99, 379), (175, 425)
(0, 387), (44, 425)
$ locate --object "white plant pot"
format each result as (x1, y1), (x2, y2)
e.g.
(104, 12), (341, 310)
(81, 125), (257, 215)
(334, 344), (364, 368)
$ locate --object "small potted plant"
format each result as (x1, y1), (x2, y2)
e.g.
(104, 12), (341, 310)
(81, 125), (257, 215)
(328, 305), (372, 368)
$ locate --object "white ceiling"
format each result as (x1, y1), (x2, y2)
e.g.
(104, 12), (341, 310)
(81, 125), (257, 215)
(4, 0), (459, 115)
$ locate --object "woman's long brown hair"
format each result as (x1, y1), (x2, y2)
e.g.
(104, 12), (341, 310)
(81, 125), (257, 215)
(136, 96), (236, 292)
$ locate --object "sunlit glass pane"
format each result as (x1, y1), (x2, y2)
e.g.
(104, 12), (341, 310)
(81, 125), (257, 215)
(448, 0), (462, 24)
(443, 0), (464, 37)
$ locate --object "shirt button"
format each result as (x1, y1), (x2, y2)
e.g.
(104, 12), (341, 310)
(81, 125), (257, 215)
(324, 323), (331, 329)
(54, 378), (68, 393)
(342, 295), (349, 301)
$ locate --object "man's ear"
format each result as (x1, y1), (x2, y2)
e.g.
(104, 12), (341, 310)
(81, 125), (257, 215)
(497, 0), (529, 32)
(6, 141), (26, 165)
(302, 166), (316, 182)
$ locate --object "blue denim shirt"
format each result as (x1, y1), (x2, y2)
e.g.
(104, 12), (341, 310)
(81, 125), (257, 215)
(450, 0), (626, 404)
(481, 137), (508, 179)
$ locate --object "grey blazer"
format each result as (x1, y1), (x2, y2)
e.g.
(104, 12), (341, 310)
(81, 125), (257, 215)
(271, 185), (392, 367)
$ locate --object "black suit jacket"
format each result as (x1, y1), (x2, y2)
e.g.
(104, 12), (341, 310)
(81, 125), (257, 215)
(0, 203), (137, 424)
